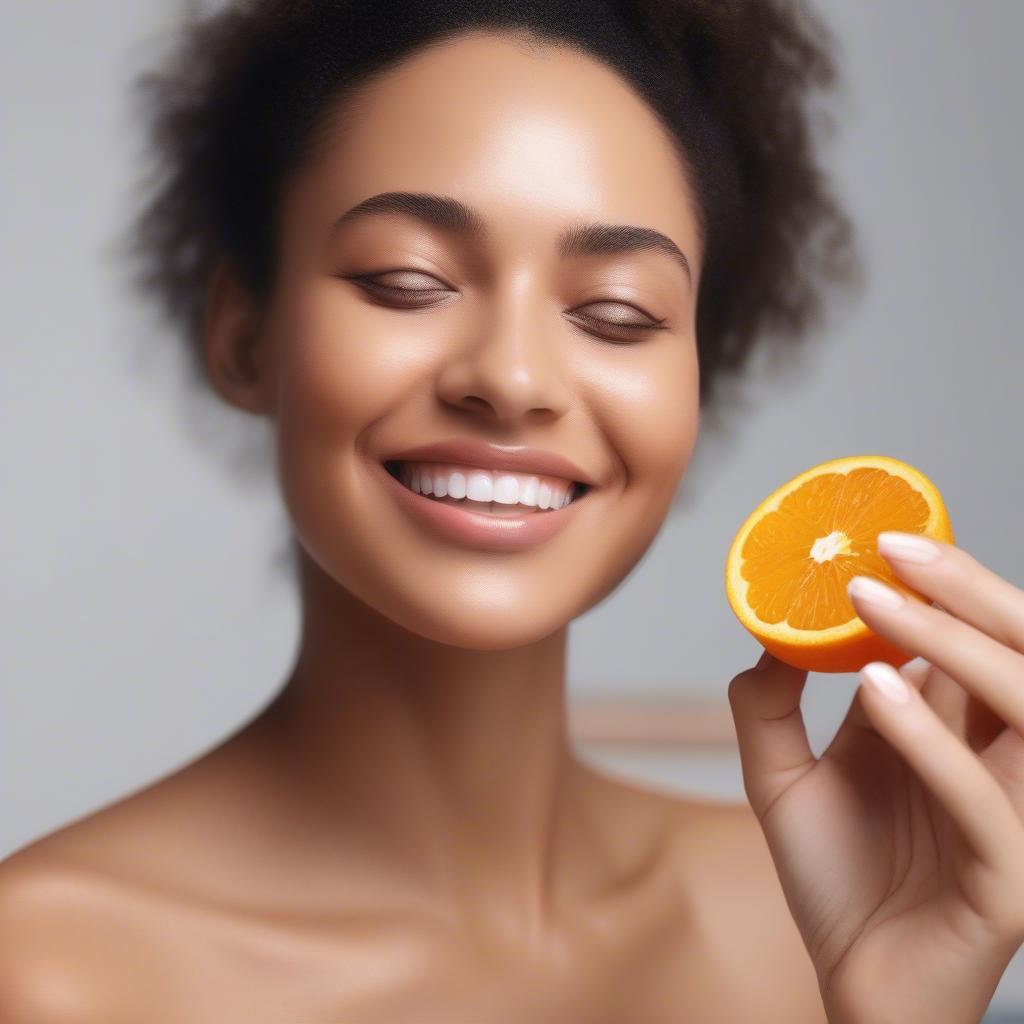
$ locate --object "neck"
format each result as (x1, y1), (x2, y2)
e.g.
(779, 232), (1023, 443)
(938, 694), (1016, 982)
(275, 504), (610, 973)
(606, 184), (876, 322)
(258, 546), (591, 940)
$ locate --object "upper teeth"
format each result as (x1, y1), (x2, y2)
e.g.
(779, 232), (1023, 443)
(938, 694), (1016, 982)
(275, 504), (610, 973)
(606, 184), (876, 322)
(398, 462), (577, 510)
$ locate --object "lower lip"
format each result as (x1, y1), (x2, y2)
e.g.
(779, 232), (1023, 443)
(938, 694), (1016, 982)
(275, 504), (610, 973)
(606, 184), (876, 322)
(372, 459), (588, 552)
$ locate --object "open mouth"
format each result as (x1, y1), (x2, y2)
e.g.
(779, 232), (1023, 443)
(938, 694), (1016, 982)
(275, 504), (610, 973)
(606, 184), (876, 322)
(383, 460), (591, 515)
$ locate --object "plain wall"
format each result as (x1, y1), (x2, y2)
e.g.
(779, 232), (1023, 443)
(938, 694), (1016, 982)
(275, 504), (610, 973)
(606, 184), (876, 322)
(3, 0), (1023, 1013)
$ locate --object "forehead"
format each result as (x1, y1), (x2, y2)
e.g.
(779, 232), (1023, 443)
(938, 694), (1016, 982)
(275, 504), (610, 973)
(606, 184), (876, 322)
(282, 31), (702, 262)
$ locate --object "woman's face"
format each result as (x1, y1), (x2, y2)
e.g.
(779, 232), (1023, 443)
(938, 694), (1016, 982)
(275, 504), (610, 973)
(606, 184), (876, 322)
(257, 30), (702, 650)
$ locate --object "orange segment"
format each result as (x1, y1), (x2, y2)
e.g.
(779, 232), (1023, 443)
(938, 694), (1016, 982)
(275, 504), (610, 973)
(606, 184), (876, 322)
(725, 455), (955, 673)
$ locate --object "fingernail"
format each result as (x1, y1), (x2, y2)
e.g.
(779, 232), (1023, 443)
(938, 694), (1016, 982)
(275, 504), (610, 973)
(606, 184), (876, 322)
(756, 650), (773, 670)
(861, 661), (910, 704)
(848, 575), (906, 610)
(877, 531), (942, 565)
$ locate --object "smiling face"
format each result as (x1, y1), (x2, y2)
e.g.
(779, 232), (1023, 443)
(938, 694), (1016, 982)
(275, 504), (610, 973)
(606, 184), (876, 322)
(230, 30), (702, 650)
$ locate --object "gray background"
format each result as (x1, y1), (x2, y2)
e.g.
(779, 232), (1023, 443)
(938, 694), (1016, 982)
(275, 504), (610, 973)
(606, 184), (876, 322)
(3, 0), (1023, 1016)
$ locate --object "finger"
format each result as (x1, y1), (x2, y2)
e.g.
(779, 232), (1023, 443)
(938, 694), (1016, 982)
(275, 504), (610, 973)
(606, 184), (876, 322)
(858, 659), (1023, 874)
(917, 659), (969, 731)
(831, 656), (932, 749)
(982, 728), (1024, 810)
(847, 574), (1024, 736)
(727, 651), (815, 821)
(918, 662), (1008, 751)
(876, 533), (1024, 654)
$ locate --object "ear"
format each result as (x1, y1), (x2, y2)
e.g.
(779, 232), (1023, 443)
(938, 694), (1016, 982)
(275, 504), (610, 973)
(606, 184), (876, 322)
(201, 258), (273, 416)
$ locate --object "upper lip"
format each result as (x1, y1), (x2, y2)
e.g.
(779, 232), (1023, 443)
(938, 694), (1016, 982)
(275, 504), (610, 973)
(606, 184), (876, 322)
(382, 438), (598, 487)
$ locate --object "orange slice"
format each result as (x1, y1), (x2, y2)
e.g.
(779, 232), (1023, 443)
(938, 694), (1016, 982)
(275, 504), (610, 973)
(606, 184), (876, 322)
(724, 455), (955, 673)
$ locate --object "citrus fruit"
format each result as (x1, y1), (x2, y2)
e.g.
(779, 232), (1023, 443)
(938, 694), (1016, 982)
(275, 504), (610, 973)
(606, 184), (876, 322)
(724, 455), (955, 673)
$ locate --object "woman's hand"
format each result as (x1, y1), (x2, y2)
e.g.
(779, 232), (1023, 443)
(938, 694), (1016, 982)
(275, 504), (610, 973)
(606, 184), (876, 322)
(727, 532), (1024, 1024)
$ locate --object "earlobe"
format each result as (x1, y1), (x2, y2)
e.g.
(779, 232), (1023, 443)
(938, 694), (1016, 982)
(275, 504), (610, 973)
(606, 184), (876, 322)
(201, 258), (272, 416)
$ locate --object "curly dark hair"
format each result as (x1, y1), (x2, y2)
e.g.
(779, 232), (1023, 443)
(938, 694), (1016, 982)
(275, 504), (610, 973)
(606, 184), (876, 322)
(119, 0), (855, 447)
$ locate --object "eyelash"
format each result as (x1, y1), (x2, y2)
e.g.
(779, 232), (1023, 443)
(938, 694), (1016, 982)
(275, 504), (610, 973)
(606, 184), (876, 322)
(346, 273), (669, 343)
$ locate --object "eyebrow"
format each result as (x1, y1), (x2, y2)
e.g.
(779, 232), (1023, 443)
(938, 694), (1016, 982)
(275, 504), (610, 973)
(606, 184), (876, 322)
(328, 191), (692, 284)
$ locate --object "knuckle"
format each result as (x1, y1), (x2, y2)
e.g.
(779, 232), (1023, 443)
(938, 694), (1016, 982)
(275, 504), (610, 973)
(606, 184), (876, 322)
(727, 675), (742, 701)
(727, 671), (752, 703)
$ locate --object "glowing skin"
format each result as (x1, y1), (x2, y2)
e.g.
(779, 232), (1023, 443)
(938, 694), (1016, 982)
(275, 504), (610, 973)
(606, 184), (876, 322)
(0, 32), (823, 1021)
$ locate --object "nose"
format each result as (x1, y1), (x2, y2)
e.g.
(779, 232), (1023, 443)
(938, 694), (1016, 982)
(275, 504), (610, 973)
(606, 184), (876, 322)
(434, 282), (573, 423)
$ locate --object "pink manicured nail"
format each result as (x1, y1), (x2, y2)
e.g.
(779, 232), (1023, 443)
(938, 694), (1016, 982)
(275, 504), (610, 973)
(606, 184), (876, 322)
(861, 661), (910, 704)
(877, 531), (941, 565)
(848, 575), (906, 610)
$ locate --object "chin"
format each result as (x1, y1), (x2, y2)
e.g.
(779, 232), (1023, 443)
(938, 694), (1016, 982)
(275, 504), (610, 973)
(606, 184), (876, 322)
(361, 566), (596, 651)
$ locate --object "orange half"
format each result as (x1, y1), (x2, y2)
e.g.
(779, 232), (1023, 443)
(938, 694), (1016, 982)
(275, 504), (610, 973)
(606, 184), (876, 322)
(724, 455), (955, 673)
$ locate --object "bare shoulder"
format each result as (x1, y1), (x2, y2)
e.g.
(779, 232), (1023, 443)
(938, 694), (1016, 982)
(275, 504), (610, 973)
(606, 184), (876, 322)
(668, 797), (828, 1023)
(0, 846), (178, 1022)
(0, 752), (241, 1021)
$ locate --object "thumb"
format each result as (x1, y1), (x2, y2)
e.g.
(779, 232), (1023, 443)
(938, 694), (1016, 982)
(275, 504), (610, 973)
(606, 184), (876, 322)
(727, 650), (815, 821)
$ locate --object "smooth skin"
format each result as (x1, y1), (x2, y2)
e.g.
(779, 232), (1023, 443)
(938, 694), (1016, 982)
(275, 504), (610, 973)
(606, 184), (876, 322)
(1, 29), (1020, 1023)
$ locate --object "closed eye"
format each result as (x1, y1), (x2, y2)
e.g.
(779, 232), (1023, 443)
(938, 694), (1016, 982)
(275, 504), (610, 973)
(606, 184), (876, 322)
(349, 270), (452, 303)
(567, 302), (668, 335)
(345, 271), (670, 342)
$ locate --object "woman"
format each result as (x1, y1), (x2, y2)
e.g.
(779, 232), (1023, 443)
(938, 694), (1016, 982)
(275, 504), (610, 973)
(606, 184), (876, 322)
(3, 1), (1022, 1020)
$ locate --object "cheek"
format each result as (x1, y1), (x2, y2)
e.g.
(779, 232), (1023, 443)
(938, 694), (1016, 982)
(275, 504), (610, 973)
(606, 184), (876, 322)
(274, 289), (413, 441)
(268, 287), (431, 555)
(581, 339), (700, 497)
(539, 339), (698, 624)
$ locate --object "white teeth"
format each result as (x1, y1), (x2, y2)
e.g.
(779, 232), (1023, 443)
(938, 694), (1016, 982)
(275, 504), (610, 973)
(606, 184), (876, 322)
(520, 476), (538, 506)
(492, 474), (519, 504)
(447, 471), (467, 499)
(466, 471), (494, 503)
(396, 461), (577, 511)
